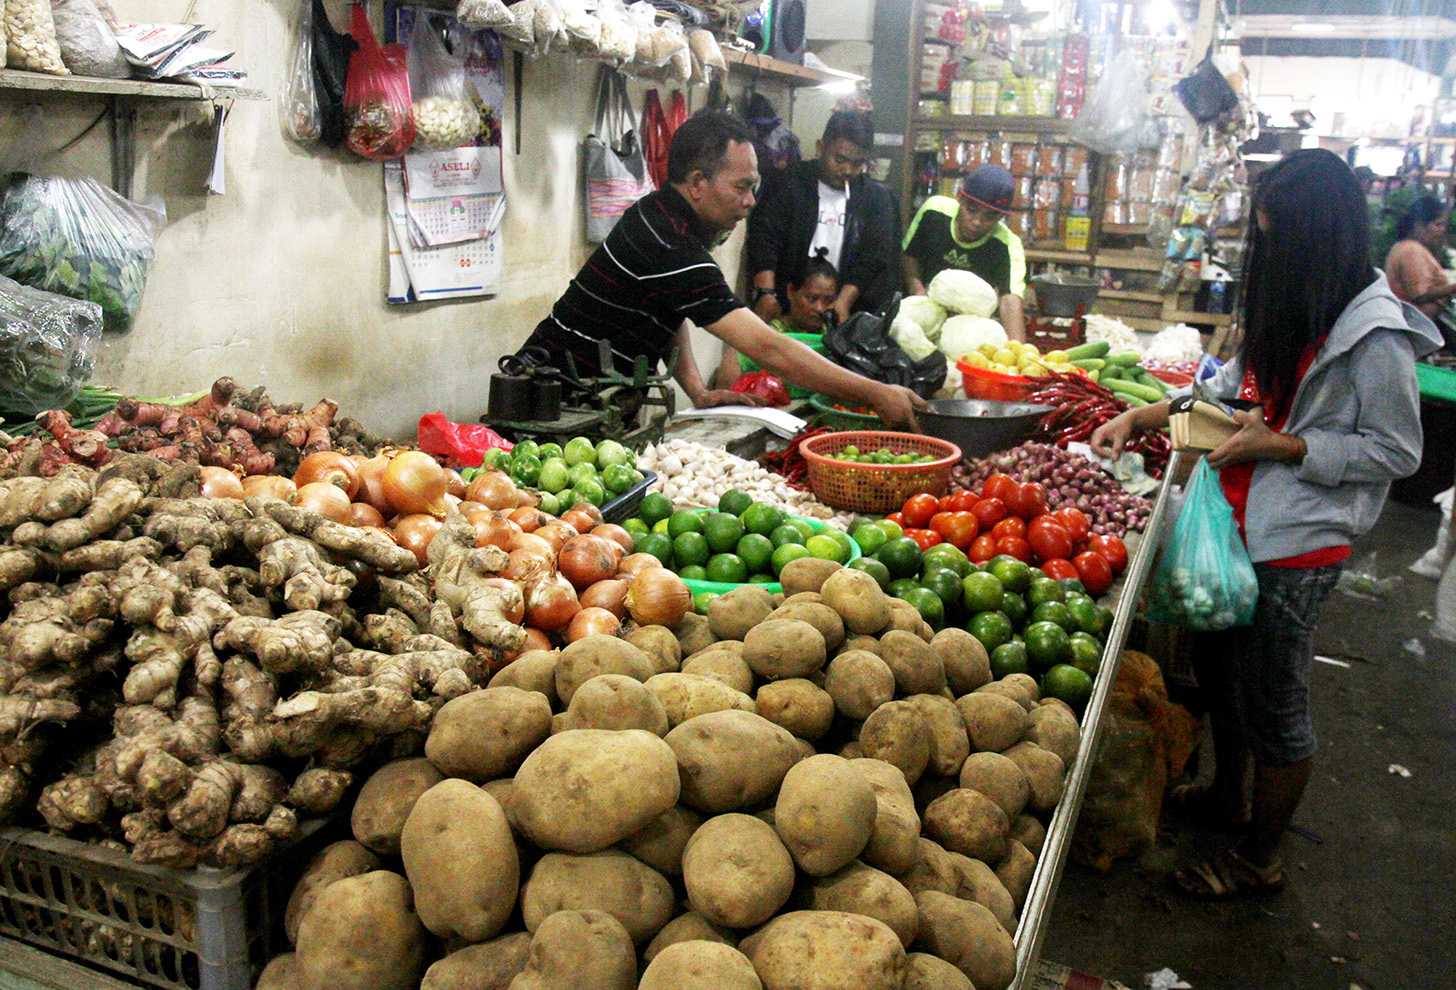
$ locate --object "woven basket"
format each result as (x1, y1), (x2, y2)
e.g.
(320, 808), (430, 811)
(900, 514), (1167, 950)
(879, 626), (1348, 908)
(800, 431), (962, 513)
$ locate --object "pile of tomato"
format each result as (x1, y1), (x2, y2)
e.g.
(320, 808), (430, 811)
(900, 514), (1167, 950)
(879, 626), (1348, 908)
(883, 473), (1129, 596)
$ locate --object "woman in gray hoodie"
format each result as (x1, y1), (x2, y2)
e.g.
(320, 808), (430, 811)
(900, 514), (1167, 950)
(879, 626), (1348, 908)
(1092, 149), (1442, 899)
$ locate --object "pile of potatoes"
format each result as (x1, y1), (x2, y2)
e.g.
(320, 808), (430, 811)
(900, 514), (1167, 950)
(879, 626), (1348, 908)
(257, 556), (1082, 990)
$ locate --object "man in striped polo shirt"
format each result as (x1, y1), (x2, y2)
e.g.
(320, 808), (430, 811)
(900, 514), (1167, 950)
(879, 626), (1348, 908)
(519, 111), (923, 429)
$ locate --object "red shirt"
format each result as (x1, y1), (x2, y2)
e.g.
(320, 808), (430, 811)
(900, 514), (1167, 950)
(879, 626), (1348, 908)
(1219, 342), (1351, 569)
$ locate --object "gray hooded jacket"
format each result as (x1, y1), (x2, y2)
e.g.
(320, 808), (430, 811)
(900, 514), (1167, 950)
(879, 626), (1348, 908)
(1188, 273), (1442, 563)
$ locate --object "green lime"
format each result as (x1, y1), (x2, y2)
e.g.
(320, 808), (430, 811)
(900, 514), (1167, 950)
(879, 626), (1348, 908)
(638, 492), (673, 527)
(999, 591), (1028, 628)
(1095, 605), (1115, 636)
(635, 531), (674, 567)
(693, 590), (719, 614)
(962, 571), (1005, 614)
(571, 480), (606, 506)
(602, 463), (635, 494)
(536, 442), (563, 462)
(1026, 576), (1066, 608)
(852, 522), (888, 555)
(1023, 620), (1072, 672)
(770, 524), (806, 549)
(876, 518), (904, 541)
(990, 641), (1031, 679)
(702, 512), (745, 554)
(567, 461), (598, 486)
(924, 544), (970, 578)
(719, 488), (753, 517)
(969, 610), (1014, 652)
(512, 439), (540, 461)
(652, 518), (671, 534)
(679, 564), (708, 581)
(742, 502), (786, 537)
(1069, 632), (1103, 676)
(737, 533), (774, 574)
(921, 567), (964, 608)
(989, 556), (1032, 594)
(538, 457), (570, 494)
(900, 586), (945, 630)
(705, 553), (749, 584)
(672, 531), (710, 568)
(1067, 597), (1106, 637)
(749, 573), (778, 584)
(849, 556), (891, 590)
(622, 517), (649, 536)
(1059, 577), (1088, 597)
(771, 542), (811, 576)
(888, 577), (922, 601)
(805, 533), (849, 564)
(563, 436), (596, 466)
(667, 509), (706, 539)
(1042, 664), (1094, 711)
(788, 519), (818, 543)
(876, 537), (924, 580)
(1030, 600), (1075, 634)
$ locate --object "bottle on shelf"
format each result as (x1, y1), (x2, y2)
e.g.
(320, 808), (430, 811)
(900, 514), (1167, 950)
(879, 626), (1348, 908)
(1065, 161), (1090, 251)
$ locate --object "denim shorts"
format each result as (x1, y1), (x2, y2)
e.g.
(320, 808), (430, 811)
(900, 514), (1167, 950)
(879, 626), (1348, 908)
(1194, 563), (1342, 765)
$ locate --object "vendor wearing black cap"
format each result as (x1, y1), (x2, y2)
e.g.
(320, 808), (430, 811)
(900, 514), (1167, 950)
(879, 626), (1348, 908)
(901, 163), (1028, 341)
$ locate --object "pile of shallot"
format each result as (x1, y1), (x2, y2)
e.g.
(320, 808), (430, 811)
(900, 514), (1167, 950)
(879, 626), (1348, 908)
(955, 442), (1152, 537)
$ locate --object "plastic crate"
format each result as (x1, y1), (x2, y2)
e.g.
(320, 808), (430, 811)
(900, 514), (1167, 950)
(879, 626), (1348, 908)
(0, 818), (330, 990)
(800, 431), (961, 513)
(601, 469), (658, 524)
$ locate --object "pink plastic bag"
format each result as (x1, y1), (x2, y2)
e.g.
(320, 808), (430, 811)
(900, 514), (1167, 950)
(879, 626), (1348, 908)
(417, 411), (513, 467)
(732, 371), (790, 407)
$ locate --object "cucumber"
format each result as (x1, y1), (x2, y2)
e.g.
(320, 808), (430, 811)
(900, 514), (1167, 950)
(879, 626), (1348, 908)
(1070, 358), (1106, 371)
(1088, 370), (1100, 383)
(1099, 366), (1124, 381)
(1064, 340), (1110, 361)
(1107, 350), (1142, 366)
(1104, 378), (1166, 403)
(1135, 371), (1169, 393)
(1122, 395), (1150, 408)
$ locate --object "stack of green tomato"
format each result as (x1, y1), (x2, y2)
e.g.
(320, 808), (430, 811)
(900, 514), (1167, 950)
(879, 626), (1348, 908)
(845, 519), (1111, 711)
(831, 445), (937, 465)
(477, 437), (643, 514)
(622, 488), (858, 610)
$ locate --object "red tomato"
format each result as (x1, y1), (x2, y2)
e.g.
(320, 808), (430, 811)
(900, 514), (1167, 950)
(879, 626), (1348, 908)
(1054, 507), (1091, 543)
(968, 533), (998, 564)
(1040, 558), (1079, 582)
(970, 497), (1008, 529)
(932, 511), (980, 550)
(887, 511), (906, 527)
(982, 473), (1018, 503)
(995, 536), (1033, 563)
(902, 493), (940, 530)
(904, 527), (943, 551)
(1073, 551), (1114, 596)
(1006, 482), (1048, 521)
(1087, 533), (1129, 575)
(948, 490), (979, 512)
(990, 516), (1027, 541)
(938, 495), (954, 511)
(1026, 520), (1074, 564)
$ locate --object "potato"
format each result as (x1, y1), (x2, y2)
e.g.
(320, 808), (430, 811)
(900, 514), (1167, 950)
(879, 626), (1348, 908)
(618, 805), (702, 876)
(488, 649), (559, 698)
(479, 778), (517, 825)
(903, 952), (975, 990)
(351, 758), (444, 855)
(779, 556), (842, 596)
(295, 871), (424, 990)
(708, 585), (775, 640)
(1004, 672), (1040, 702)
(996, 839), (1036, 911)
(877, 630), (946, 696)
(512, 729), (680, 853)
(858, 700), (931, 784)
(641, 942), (762, 990)
(742, 619), (827, 681)
(646, 672), (757, 727)
(681, 649), (755, 695)
(1010, 814), (1046, 856)
(796, 861), (918, 948)
(791, 736), (816, 760)
(824, 650), (895, 719)
(627, 625), (682, 674)
(930, 628), (991, 695)
(554, 636), (653, 705)
(690, 639), (744, 658)
(884, 598), (923, 633)
(839, 633), (881, 655)
(426, 687), (553, 782)
(285, 840), (381, 943)
(257, 953), (297, 990)
(958, 751), (1030, 820)
(683, 813), (795, 927)
(738, 910), (906, 990)
(922, 787), (1009, 862)
(914, 891), (1015, 990)
(508, 909), (636, 990)
(666, 710), (801, 813)
(897, 837), (958, 897)
(1025, 704), (1081, 767)
(644, 911), (736, 962)
(955, 692), (1028, 753)
(839, 740), (865, 759)
(774, 754), (877, 876)
(848, 758), (921, 875)
(946, 850), (1016, 933)
(402, 780), (518, 942)
(820, 567), (891, 635)
(521, 850), (674, 945)
(554, 674), (669, 736)
(755, 678), (835, 740)
(1003, 741), (1066, 812)
(768, 601), (845, 650)
(784, 591), (824, 605)
(976, 680), (1036, 712)
(904, 694), (970, 777)
(674, 611), (717, 656)
(422, 933), (532, 990)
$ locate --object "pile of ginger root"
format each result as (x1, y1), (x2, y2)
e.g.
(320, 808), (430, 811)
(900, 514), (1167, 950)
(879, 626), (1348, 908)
(0, 451), (527, 871)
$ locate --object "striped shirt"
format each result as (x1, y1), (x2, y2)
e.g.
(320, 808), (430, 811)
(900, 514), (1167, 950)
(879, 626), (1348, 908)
(522, 186), (744, 379)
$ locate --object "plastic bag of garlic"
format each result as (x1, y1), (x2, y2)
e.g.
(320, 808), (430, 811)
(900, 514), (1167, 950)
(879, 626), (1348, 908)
(639, 440), (854, 528)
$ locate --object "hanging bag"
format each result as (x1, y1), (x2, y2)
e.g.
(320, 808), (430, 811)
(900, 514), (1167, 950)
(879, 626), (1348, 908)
(583, 65), (655, 242)
(642, 88), (671, 188)
(279, 0), (322, 144)
(1172, 46), (1240, 125)
(343, 2), (415, 161)
(310, 0), (356, 148)
(1145, 458), (1259, 631)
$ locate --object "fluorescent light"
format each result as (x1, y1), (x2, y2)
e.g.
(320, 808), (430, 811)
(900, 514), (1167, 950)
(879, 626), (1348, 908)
(1143, 0), (1180, 33)
(819, 79), (860, 95)
(1292, 21), (1337, 32)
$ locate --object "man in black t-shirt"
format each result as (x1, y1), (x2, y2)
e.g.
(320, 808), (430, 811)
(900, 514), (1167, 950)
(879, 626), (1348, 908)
(519, 112), (923, 428)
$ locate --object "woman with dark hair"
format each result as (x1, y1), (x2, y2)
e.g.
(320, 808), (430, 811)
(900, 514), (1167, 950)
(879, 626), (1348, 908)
(1091, 149), (1442, 900)
(714, 255), (839, 388)
(1385, 194), (1456, 318)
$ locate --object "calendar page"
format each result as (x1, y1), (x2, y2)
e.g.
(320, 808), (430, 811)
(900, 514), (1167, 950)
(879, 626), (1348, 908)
(386, 162), (503, 302)
(403, 146), (503, 248)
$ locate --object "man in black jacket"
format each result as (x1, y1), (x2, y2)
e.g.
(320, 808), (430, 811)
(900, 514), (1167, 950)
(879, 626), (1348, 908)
(745, 110), (898, 328)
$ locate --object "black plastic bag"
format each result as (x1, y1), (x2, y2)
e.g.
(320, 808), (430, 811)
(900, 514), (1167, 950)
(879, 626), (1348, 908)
(1173, 48), (1239, 125)
(823, 294), (947, 399)
(311, 0), (357, 148)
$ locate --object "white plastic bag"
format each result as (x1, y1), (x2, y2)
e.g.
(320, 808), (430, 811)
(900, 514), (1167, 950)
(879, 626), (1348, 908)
(496, 0), (537, 48)
(278, 0), (322, 145)
(559, 0), (603, 58)
(595, 0), (636, 62)
(455, 0), (513, 30)
(688, 27), (724, 84)
(660, 21), (690, 83)
(1069, 50), (1161, 158)
(408, 15), (480, 150)
(4, 0), (69, 74)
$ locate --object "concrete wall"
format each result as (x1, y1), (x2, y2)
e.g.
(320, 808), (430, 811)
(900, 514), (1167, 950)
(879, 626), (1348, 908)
(0, 0), (821, 439)
(1243, 55), (1440, 137)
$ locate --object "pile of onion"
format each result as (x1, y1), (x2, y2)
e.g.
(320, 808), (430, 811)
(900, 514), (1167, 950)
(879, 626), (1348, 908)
(624, 568), (691, 627)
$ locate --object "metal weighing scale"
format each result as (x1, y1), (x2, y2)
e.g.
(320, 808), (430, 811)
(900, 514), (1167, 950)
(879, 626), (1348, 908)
(1025, 273), (1102, 350)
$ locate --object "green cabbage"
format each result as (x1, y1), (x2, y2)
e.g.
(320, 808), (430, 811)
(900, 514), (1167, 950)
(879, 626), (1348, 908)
(889, 313), (937, 361)
(928, 268), (998, 318)
(897, 295), (947, 340)
(938, 315), (1007, 358)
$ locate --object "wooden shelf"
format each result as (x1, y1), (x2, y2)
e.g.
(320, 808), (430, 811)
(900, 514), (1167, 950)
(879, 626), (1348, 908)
(1093, 249), (1164, 272)
(0, 67), (254, 101)
(723, 50), (836, 87)
(1101, 223), (1150, 236)
(1025, 248), (1093, 264)
(912, 114), (1071, 133)
(1162, 309), (1232, 326)
(1100, 289), (1163, 303)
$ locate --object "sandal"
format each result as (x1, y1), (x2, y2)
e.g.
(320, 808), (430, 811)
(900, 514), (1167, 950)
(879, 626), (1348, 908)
(1166, 783), (1251, 829)
(1171, 848), (1286, 901)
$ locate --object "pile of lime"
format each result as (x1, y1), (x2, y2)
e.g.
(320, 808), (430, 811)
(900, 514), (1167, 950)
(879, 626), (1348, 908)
(831, 445), (937, 465)
(846, 519), (1109, 711)
(481, 437), (643, 514)
(624, 489), (857, 607)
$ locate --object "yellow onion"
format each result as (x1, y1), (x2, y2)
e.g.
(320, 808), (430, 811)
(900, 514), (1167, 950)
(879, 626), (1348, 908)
(355, 454), (395, 514)
(445, 469), (467, 499)
(534, 521), (579, 555)
(527, 571), (580, 632)
(347, 502), (387, 528)
(473, 514), (520, 551)
(241, 474), (296, 502)
(394, 513), (443, 566)
(521, 628), (552, 653)
(625, 569), (690, 627)
(467, 470), (519, 511)
(579, 578), (629, 619)
(618, 553), (667, 579)
(296, 482), (352, 522)
(591, 523), (634, 555)
(558, 535), (618, 590)
(383, 451), (448, 516)
(199, 466), (244, 499)
(294, 451), (361, 499)
(567, 607), (621, 642)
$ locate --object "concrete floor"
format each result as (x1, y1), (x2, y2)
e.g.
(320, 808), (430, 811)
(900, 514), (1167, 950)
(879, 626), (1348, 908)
(1043, 499), (1456, 990)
